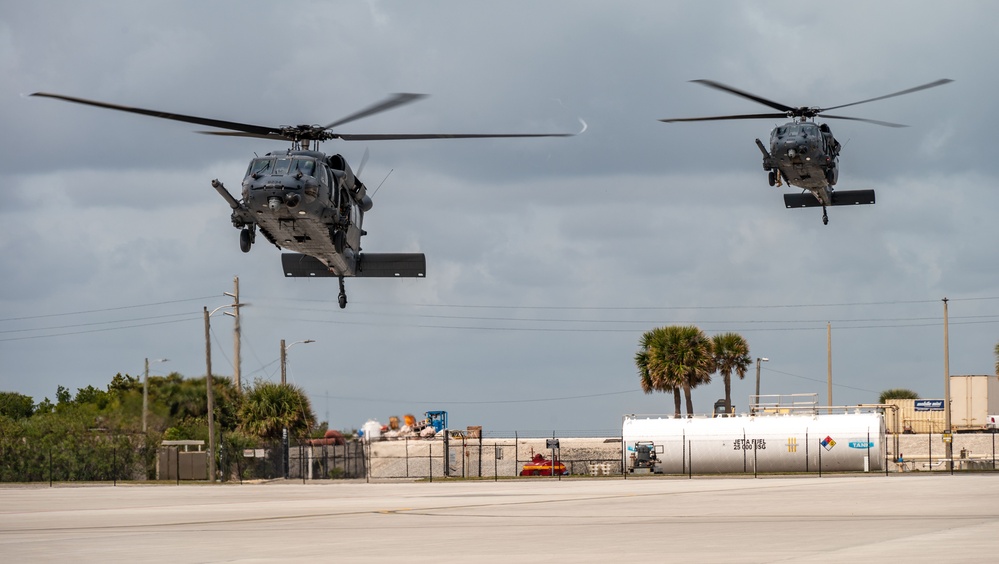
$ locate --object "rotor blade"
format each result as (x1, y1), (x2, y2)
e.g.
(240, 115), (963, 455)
(331, 132), (578, 141)
(819, 79), (953, 112)
(690, 80), (796, 113)
(197, 130), (296, 141)
(357, 147), (370, 176)
(30, 92), (282, 137)
(323, 93), (428, 130)
(820, 114), (908, 128)
(660, 113), (788, 123)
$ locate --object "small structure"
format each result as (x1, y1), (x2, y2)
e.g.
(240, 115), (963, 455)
(157, 440), (207, 480)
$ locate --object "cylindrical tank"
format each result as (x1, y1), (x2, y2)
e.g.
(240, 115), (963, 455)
(361, 419), (382, 442)
(623, 412), (885, 473)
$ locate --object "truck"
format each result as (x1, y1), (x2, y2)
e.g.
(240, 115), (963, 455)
(623, 411), (885, 473)
(628, 441), (663, 474)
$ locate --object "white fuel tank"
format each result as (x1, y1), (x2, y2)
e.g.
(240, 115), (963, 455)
(623, 411), (885, 473)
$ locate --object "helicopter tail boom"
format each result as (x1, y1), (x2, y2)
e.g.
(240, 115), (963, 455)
(281, 253), (426, 278)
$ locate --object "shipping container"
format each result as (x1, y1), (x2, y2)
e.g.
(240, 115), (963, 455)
(886, 399), (946, 434)
(622, 411), (884, 473)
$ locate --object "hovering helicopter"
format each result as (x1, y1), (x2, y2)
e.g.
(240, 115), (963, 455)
(31, 92), (580, 307)
(660, 79), (952, 224)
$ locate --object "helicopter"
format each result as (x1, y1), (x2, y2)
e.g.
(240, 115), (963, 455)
(660, 79), (952, 224)
(31, 92), (580, 307)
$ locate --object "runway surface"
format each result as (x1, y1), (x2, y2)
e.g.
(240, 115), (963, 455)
(2, 474), (997, 562)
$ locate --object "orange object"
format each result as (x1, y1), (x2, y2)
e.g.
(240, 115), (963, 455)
(520, 454), (567, 476)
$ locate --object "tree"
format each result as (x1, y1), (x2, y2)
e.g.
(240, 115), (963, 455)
(0, 392), (34, 420)
(994, 340), (999, 377)
(635, 325), (714, 418)
(711, 333), (751, 415)
(879, 388), (919, 404)
(238, 380), (315, 441)
(636, 327), (682, 417)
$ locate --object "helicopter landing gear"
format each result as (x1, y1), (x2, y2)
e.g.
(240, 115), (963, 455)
(821, 206), (829, 225)
(338, 276), (347, 309)
(767, 170), (776, 187)
(239, 226), (255, 253)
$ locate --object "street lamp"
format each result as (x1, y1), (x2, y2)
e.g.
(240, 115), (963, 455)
(754, 357), (769, 414)
(204, 304), (244, 483)
(143, 357), (169, 433)
(280, 339), (315, 385)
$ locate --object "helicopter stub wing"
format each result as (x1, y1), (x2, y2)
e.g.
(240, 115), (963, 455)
(281, 253), (426, 278)
(783, 190), (876, 208)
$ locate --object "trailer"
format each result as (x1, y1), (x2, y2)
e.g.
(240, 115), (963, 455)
(623, 410), (885, 474)
(951, 375), (999, 431)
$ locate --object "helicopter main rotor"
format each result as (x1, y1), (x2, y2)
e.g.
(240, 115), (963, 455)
(660, 78), (953, 128)
(30, 91), (580, 145)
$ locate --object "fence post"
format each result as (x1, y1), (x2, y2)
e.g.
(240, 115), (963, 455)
(818, 439), (822, 478)
(429, 443), (433, 483)
(688, 440), (692, 479)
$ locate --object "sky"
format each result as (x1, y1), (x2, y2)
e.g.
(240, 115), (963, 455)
(2, 1), (997, 435)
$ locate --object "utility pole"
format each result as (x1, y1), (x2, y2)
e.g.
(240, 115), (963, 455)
(827, 322), (833, 408)
(143, 358), (149, 434)
(943, 297), (953, 471)
(203, 307), (217, 483)
(754, 357), (768, 414)
(280, 339), (287, 385)
(224, 277), (242, 392)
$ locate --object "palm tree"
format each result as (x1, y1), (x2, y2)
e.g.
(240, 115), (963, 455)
(239, 380), (315, 441)
(711, 333), (751, 415)
(635, 325), (714, 417)
(636, 328), (682, 417)
(878, 388), (919, 404)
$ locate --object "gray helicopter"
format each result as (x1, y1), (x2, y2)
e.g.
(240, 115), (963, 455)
(32, 92), (579, 307)
(661, 79), (952, 224)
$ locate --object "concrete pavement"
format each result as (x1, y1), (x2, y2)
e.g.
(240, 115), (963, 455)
(1, 474), (997, 562)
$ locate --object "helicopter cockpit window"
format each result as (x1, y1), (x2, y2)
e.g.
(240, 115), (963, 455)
(291, 158), (316, 177)
(274, 158), (292, 175)
(248, 158), (274, 177)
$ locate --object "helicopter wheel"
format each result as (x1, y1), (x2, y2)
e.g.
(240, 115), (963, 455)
(822, 208), (829, 225)
(239, 228), (253, 253)
(768, 171), (776, 186)
(338, 276), (347, 309)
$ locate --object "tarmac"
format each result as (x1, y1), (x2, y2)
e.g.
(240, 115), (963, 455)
(1, 474), (997, 562)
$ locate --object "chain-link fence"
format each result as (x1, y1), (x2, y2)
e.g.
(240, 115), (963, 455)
(4, 429), (998, 483)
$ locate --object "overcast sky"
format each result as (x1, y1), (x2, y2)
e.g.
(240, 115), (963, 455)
(2, 1), (997, 434)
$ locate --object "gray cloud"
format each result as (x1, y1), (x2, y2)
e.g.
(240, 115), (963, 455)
(1, 0), (996, 432)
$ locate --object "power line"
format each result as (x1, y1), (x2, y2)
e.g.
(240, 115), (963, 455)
(310, 388), (640, 406)
(0, 296), (219, 322)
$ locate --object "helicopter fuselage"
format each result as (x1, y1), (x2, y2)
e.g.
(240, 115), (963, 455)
(233, 150), (364, 275)
(757, 120), (872, 224)
(764, 121), (839, 193)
